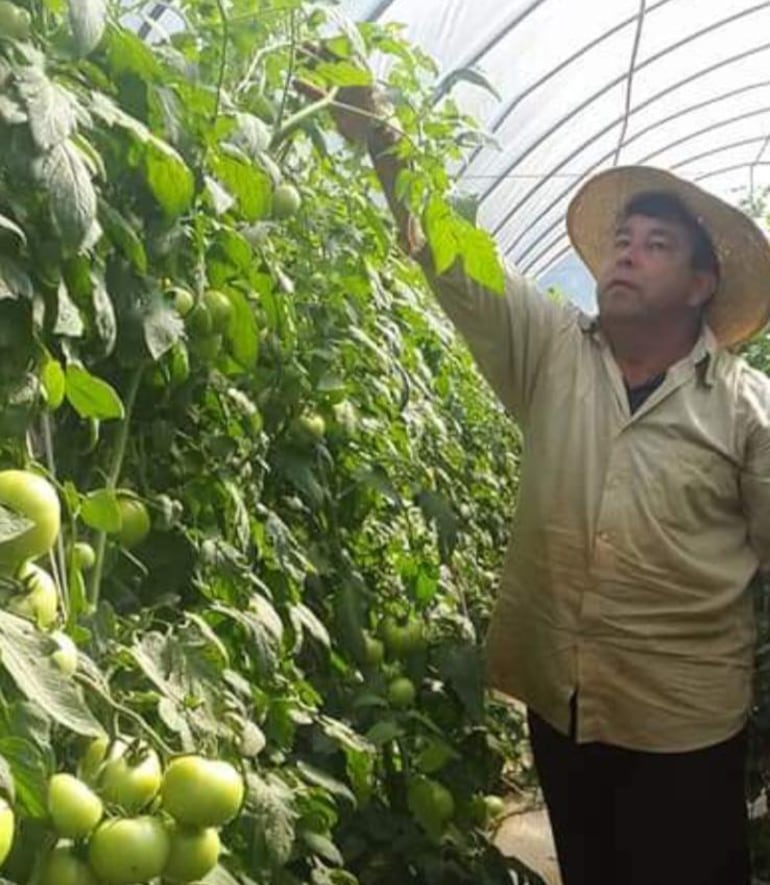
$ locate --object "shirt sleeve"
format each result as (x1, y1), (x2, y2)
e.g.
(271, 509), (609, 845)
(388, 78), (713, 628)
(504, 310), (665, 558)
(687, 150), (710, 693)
(419, 253), (573, 422)
(739, 368), (770, 573)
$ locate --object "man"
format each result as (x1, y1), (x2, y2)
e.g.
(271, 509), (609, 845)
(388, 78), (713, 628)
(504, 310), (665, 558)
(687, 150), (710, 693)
(312, 81), (770, 884)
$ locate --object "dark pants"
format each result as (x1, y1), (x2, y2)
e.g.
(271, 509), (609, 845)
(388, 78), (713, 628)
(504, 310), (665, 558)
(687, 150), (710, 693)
(527, 701), (751, 885)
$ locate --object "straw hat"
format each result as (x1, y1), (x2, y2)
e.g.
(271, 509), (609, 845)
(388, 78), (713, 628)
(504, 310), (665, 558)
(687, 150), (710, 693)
(566, 166), (770, 348)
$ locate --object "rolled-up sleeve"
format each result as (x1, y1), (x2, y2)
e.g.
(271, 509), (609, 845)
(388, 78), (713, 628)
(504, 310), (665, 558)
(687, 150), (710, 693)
(419, 255), (571, 423)
(740, 369), (770, 572)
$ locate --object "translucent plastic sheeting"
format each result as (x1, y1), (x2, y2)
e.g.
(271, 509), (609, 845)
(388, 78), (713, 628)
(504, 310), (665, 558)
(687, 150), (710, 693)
(348, 0), (770, 306)
(130, 1), (770, 306)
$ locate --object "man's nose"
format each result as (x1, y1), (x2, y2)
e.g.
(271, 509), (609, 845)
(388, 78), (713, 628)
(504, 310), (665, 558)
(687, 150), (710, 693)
(616, 242), (637, 266)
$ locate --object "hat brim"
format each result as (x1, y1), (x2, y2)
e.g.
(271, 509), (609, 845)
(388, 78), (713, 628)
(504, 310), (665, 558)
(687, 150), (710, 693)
(566, 166), (770, 348)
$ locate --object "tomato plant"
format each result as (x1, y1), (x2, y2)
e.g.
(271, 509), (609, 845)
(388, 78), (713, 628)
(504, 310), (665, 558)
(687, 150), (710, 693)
(0, 1), (535, 884)
(163, 822), (221, 882)
(39, 845), (99, 885)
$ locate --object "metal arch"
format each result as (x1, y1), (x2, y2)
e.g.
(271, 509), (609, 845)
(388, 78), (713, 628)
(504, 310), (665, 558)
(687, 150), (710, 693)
(490, 41), (770, 262)
(364, 0), (397, 22)
(518, 136), (770, 275)
(694, 161), (770, 182)
(613, 0), (648, 165)
(434, 0), (550, 89)
(137, 3), (166, 40)
(668, 136), (770, 171)
(502, 80), (770, 257)
(460, 0), (676, 175)
(477, 0), (770, 211)
(529, 160), (770, 279)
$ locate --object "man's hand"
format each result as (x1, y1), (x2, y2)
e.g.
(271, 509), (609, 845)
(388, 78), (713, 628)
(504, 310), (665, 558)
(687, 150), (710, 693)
(295, 80), (392, 146)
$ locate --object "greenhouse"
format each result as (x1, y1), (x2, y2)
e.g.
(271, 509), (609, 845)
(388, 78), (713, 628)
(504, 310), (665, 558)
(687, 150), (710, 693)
(0, 0), (769, 883)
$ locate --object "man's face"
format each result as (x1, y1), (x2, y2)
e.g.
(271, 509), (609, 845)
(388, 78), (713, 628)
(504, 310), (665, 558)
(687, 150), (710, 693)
(595, 213), (715, 324)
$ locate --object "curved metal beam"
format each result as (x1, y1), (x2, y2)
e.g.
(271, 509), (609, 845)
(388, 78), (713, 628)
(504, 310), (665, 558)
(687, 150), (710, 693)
(435, 0), (550, 91)
(365, 0), (397, 22)
(478, 1), (770, 209)
(614, 0), (648, 165)
(461, 0), (676, 174)
(501, 80), (770, 256)
(490, 42), (770, 258)
(519, 138), (769, 275)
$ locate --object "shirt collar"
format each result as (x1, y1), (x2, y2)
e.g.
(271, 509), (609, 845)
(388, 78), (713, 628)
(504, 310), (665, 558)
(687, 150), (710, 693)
(577, 312), (720, 387)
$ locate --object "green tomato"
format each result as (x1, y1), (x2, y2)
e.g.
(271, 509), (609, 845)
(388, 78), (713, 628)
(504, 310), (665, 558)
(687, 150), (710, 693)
(161, 756), (244, 827)
(363, 633), (385, 666)
(98, 741), (162, 812)
(380, 616), (424, 658)
(163, 822), (221, 882)
(272, 184), (301, 220)
(115, 496), (150, 549)
(88, 816), (170, 885)
(72, 541), (96, 571)
(47, 773), (103, 838)
(0, 798), (13, 867)
(0, 2), (31, 41)
(40, 846), (99, 885)
(9, 562), (58, 628)
(0, 470), (60, 572)
(78, 735), (109, 785)
(483, 794), (506, 822)
(407, 776), (455, 834)
(400, 619), (425, 653)
(203, 289), (233, 333)
(387, 676), (416, 709)
(169, 286), (194, 318)
(50, 630), (78, 677)
(291, 412), (325, 444)
(189, 333), (223, 363)
(186, 301), (213, 338)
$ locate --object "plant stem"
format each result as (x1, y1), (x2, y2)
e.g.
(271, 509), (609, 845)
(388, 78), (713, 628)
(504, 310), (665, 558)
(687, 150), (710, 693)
(75, 672), (176, 756)
(212, 0), (229, 125)
(88, 365), (145, 609)
(41, 411), (69, 622)
(274, 9), (297, 133)
(270, 87), (339, 149)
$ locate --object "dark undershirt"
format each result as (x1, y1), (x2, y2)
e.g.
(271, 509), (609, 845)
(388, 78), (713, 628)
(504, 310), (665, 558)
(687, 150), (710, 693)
(567, 371), (667, 739)
(625, 371), (666, 414)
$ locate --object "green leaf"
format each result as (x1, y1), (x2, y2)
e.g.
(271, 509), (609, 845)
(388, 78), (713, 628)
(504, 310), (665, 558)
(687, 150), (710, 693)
(314, 60), (373, 87)
(142, 294), (184, 361)
(366, 720), (403, 746)
(65, 364), (124, 420)
(290, 603), (331, 649)
(41, 358), (65, 410)
(54, 280), (85, 337)
(247, 772), (296, 868)
(0, 504), (34, 545)
(423, 196), (460, 275)
(301, 831), (344, 867)
(296, 761), (356, 806)
(0, 611), (103, 737)
(0, 738), (48, 818)
(461, 224), (504, 295)
(18, 70), (78, 151)
(90, 272), (117, 355)
(99, 203), (148, 272)
(143, 139), (194, 218)
(36, 141), (97, 248)
(68, 0), (107, 56)
(211, 153), (271, 221)
(431, 65), (502, 105)
(0, 212), (26, 245)
(0, 754), (15, 804)
(80, 488), (121, 533)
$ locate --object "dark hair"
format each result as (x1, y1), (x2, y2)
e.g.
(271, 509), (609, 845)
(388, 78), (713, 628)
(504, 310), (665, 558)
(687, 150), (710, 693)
(620, 190), (720, 279)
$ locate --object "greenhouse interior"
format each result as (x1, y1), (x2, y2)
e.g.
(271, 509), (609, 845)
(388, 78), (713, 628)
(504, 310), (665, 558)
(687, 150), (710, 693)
(0, 1), (769, 883)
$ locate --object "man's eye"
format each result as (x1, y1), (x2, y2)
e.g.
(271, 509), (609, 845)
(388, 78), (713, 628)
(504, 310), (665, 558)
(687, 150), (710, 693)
(649, 240), (668, 251)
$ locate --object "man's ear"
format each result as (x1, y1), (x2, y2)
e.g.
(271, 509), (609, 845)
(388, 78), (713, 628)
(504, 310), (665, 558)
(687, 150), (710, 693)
(687, 270), (718, 309)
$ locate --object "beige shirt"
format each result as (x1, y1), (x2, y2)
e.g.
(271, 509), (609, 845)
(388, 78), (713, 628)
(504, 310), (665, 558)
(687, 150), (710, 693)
(426, 259), (770, 752)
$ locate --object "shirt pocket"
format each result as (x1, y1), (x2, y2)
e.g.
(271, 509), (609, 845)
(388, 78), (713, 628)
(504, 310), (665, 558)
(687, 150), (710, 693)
(649, 439), (739, 532)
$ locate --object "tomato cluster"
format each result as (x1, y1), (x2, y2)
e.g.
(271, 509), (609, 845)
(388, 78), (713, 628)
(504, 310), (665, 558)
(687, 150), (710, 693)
(35, 742), (244, 884)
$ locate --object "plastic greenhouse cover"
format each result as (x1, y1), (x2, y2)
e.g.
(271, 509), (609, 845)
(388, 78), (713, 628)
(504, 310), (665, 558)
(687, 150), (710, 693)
(130, 1), (770, 311)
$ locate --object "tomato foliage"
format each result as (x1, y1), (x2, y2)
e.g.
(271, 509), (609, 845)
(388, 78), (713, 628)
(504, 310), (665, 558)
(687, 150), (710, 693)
(0, 1), (539, 883)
